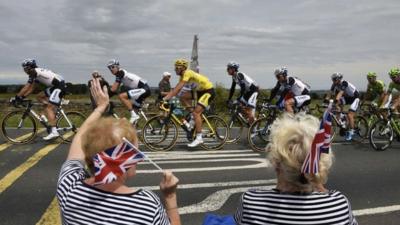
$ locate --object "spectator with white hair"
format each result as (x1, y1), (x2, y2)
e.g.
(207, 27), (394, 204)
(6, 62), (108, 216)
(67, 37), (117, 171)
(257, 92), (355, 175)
(234, 114), (358, 225)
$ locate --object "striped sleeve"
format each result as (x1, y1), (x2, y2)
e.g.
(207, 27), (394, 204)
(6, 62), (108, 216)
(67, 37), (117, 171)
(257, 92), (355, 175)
(57, 160), (88, 209)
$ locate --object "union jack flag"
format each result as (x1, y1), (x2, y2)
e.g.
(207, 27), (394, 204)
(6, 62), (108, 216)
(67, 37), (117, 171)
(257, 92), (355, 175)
(301, 108), (332, 175)
(93, 140), (144, 185)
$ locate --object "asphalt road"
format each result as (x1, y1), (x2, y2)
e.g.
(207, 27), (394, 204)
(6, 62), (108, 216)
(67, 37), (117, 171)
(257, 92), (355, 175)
(0, 134), (399, 225)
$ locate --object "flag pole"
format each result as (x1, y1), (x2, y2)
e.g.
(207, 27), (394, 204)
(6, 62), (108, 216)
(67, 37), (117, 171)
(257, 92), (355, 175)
(122, 137), (163, 172)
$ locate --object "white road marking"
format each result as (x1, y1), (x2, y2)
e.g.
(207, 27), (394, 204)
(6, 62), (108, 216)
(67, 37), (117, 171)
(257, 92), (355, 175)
(353, 205), (400, 216)
(140, 179), (277, 191)
(137, 158), (269, 173)
(140, 158), (268, 165)
(147, 153), (260, 161)
(144, 149), (255, 155)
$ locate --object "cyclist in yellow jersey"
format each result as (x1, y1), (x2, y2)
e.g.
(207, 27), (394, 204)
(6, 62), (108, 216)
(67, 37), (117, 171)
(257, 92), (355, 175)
(164, 59), (215, 147)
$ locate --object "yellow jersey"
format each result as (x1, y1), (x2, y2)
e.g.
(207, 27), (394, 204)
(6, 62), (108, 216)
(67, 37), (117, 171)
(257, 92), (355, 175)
(180, 69), (213, 91)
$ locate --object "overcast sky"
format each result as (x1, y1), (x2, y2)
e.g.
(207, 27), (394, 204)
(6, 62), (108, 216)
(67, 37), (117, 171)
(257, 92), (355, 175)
(0, 0), (399, 89)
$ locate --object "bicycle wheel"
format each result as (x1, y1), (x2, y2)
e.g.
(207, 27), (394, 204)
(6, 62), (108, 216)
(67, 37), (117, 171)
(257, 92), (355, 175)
(134, 117), (147, 142)
(226, 115), (244, 144)
(247, 117), (272, 152)
(369, 119), (393, 151)
(1, 111), (37, 144)
(57, 111), (86, 143)
(142, 115), (178, 151)
(330, 118), (340, 143)
(354, 116), (369, 140)
(200, 115), (228, 150)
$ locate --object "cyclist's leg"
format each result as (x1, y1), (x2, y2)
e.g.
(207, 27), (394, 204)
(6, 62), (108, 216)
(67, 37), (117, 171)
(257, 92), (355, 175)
(188, 89), (214, 147)
(125, 88), (147, 122)
(348, 97), (360, 129)
(179, 87), (194, 111)
(133, 85), (151, 109)
(241, 91), (258, 124)
(44, 87), (64, 140)
(294, 95), (311, 112)
(284, 98), (295, 114)
(119, 92), (133, 110)
(37, 89), (49, 105)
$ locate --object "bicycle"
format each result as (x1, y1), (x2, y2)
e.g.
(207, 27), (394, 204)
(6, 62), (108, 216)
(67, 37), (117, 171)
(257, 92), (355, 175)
(247, 102), (281, 152)
(369, 108), (400, 151)
(1, 99), (86, 144)
(226, 100), (252, 144)
(320, 103), (368, 142)
(106, 101), (152, 141)
(247, 100), (314, 152)
(142, 99), (228, 151)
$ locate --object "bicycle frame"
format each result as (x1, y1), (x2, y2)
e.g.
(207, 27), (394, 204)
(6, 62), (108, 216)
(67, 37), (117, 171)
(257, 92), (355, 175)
(228, 102), (250, 127)
(159, 102), (217, 138)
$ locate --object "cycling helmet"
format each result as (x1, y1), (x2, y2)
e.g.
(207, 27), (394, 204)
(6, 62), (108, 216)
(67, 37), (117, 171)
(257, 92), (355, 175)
(107, 59), (119, 68)
(21, 59), (37, 68)
(274, 67), (288, 77)
(388, 67), (400, 78)
(227, 61), (240, 71)
(331, 72), (343, 81)
(174, 58), (189, 68)
(366, 72), (377, 78)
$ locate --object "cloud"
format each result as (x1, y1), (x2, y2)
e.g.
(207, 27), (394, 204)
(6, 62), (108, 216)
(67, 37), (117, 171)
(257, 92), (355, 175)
(0, 0), (399, 90)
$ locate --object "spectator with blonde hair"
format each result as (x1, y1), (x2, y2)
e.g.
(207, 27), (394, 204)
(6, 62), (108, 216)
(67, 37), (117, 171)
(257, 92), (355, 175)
(234, 114), (357, 225)
(57, 78), (181, 225)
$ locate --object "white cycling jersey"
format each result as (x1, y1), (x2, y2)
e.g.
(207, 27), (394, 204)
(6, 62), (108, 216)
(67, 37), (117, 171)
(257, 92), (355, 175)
(115, 69), (147, 89)
(28, 68), (64, 87)
(233, 72), (258, 92)
(331, 80), (359, 98)
(286, 76), (309, 96)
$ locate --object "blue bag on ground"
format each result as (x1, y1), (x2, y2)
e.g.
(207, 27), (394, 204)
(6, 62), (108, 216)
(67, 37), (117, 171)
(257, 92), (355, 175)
(202, 213), (235, 225)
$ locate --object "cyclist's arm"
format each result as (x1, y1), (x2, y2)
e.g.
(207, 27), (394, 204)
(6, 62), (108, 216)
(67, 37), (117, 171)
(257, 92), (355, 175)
(335, 90), (344, 103)
(227, 80), (236, 101)
(164, 80), (186, 100)
(17, 82), (35, 98)
(268, 82), (280, 101)
(110, 82), (120, 95)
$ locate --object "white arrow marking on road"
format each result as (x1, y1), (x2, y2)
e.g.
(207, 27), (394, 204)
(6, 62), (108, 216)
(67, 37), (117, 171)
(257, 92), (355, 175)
(137, 158), (269, 173)
(178, 185), (275, 214)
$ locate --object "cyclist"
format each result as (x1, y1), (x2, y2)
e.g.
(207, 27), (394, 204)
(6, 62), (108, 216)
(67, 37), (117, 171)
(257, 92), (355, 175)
(164, 59), (215, 147)
(107, 59), (151, 123)
(268, 67), (311, 114)
(326, 72), (360, 141)
(364, 72), (385, 107)
(226, 61), (259, 125)
(12, 59), (66, 140)
(382, 67), (400, 113)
